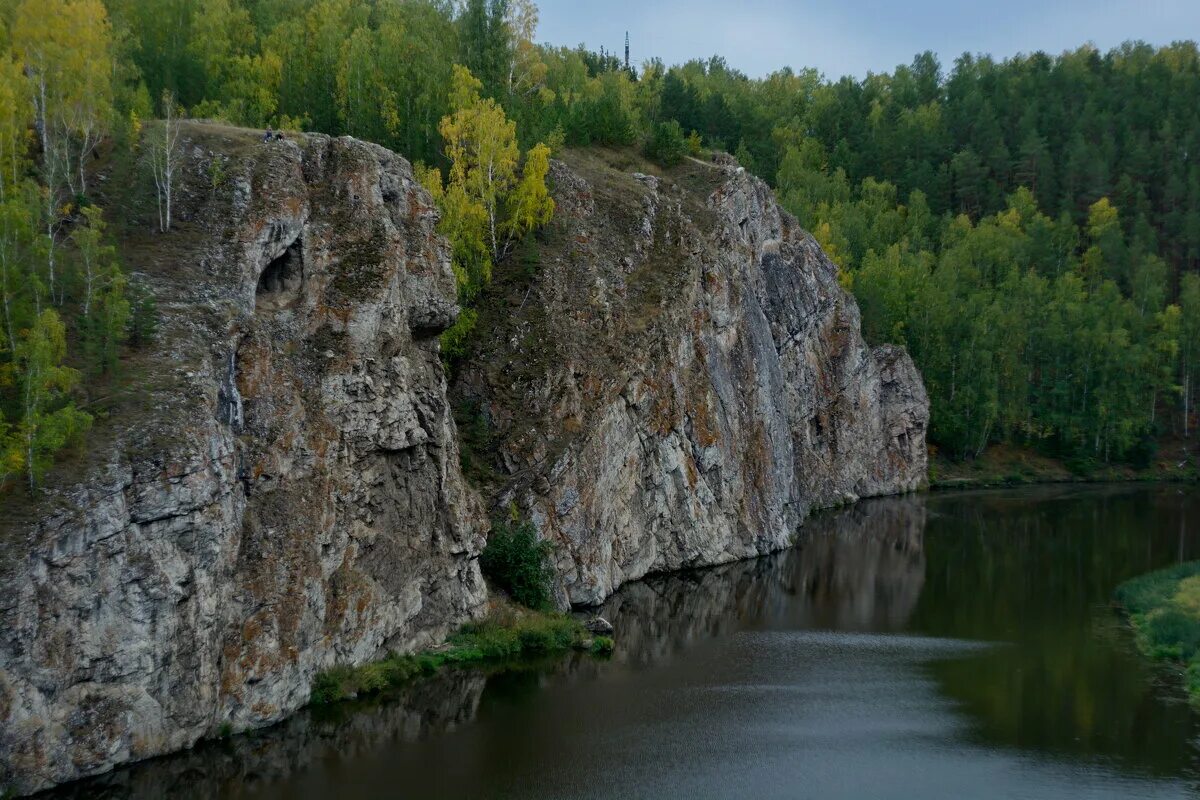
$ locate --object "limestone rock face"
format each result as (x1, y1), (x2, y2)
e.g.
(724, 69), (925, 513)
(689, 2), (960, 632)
(0, 127), (484, 795)
(458, 152), (928, 606)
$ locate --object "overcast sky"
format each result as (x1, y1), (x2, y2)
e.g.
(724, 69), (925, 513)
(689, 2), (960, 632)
(535, 0), (1200, 79)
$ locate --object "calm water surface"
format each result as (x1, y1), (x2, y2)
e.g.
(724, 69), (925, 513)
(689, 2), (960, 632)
(54, 485), (1200, 799)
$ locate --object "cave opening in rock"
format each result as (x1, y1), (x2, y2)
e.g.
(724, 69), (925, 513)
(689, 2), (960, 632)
(256, 239), (303, 309)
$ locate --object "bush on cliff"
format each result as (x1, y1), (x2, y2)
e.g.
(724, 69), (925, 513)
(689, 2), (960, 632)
(645, 120), (687, 167)
(480, 518), (555, 610)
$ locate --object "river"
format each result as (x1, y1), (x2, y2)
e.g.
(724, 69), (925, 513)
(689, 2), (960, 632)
(49, 485), (1200, 799)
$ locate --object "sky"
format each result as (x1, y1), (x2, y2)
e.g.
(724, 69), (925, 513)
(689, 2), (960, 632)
(534, 0), (1200, 79)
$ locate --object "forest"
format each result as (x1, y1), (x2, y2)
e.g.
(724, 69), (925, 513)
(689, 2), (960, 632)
(2, 0), (1199, 492)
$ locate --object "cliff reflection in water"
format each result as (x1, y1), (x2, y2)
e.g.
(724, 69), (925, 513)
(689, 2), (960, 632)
(43, 670), (489, 800)
(599, 495), (927, 663)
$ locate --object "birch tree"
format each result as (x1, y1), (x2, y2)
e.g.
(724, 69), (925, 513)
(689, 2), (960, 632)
(440, 65), (519, 263)
(423, 64), (554, 361)
(71, 205), (110, 317)
(1, 308), (91, 490)
(0, 56), (30, 200)
(13, 0), (113, 193)
(13, 0), (114, 301)
(146, 91), (181, 232)
(505, 0), (549, 102)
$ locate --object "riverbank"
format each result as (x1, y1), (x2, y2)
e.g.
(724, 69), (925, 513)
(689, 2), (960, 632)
(308, 605), (612, 707)
(1115, 561), (1200, 704)
(930, 443), (1199, 490)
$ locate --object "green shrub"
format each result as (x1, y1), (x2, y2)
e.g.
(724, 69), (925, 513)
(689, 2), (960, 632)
(439, 306), (478, 365)
(1117, 561), (1200, 705)
(310, 666), (352, 704)
(356, 662), (391, 693)
(480, 519), (555, 609)
(645, 120), (687, 167)
(309, 610), (593, 706)
(591, 636), (614, 654)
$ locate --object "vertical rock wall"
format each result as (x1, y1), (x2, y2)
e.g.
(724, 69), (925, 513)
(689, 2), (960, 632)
(0, 127), (485, 795)
(458, 152), (928, 605)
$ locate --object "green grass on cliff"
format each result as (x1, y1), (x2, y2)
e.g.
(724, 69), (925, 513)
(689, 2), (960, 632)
(309, 609), (612, 706)
(1115, 562), (1200, 703)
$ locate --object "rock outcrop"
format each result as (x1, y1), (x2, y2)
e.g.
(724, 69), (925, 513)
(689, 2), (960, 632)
(0, 125), (485, 795)
(0, 134), (927, 796)
(457, 150), (928, 606)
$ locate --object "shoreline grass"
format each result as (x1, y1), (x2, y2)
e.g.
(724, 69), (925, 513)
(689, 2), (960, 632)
(930, 444), (1199, 490)
(1114, 561), (1200, 703)
(309, 608), (612, 706)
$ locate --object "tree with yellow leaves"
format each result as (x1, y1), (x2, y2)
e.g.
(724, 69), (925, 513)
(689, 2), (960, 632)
(440, 64), (520, 264)
(0, 308), (91, 490)
(437, 65), (554, 265)
(419, 64), (554, 360)
(13, 0), (113, 197)
(504, 141), (554, 242)
(0, 54), (30, 199)
(505, 0), (550, 103)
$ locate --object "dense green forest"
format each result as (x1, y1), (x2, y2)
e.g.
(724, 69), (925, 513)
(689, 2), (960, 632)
(3, 0), (1199, 492)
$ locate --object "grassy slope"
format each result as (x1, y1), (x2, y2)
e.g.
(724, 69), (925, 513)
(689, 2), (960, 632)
(1115, 562), (1200, 704)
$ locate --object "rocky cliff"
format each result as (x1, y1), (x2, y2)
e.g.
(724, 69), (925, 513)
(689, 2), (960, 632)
(456, 149), (928, 606)
(0, 132), (926, 795)
(30, 495), (927, 799)
(0, 124), (485, 795)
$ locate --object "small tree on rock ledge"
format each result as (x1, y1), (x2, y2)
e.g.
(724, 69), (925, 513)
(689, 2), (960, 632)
(146, 91), (180, 233)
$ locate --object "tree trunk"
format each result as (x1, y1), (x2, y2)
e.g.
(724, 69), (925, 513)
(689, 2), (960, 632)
(1184, 366), (1191, 438)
